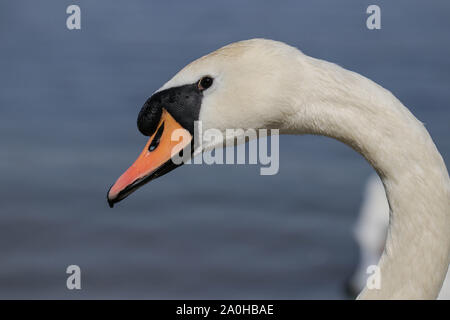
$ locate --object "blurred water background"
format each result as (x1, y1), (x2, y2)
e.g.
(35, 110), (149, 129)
(0, 0), (449, 299)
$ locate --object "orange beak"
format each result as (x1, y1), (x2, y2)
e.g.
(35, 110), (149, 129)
(107, 109), (192, 207)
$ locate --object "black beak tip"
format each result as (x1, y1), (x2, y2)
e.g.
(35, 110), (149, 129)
(107, 186), (115, 208)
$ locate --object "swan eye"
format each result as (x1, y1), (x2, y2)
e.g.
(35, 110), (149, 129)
(198, 76), (213, 91)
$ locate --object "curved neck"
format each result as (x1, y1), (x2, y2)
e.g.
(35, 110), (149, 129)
(284, 56), (450, 299)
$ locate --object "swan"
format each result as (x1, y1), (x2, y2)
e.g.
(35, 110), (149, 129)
(107, 39), (450, 299)
(348, 174), (450, 299)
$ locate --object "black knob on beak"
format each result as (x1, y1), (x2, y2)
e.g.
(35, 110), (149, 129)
(137, 97), (162, 137)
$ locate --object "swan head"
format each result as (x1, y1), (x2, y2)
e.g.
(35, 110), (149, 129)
(107, 39), (305, 207)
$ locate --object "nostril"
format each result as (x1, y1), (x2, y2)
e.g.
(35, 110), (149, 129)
(148, 122), (165, 152)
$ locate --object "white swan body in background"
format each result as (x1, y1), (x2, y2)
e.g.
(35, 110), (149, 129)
(108, 39), (450, 299)
(349, 174), (450, 299)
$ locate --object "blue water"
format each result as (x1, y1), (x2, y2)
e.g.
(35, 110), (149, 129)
(0, 1), (449, 299)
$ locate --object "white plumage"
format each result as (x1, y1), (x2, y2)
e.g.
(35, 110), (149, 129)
(350, 174), (450, 299)
(159, 39), (450, 299)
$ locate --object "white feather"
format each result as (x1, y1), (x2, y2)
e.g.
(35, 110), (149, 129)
(161, 39), (450, 299)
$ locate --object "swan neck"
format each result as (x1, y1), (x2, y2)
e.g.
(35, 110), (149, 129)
(287, 57), (450, 299)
